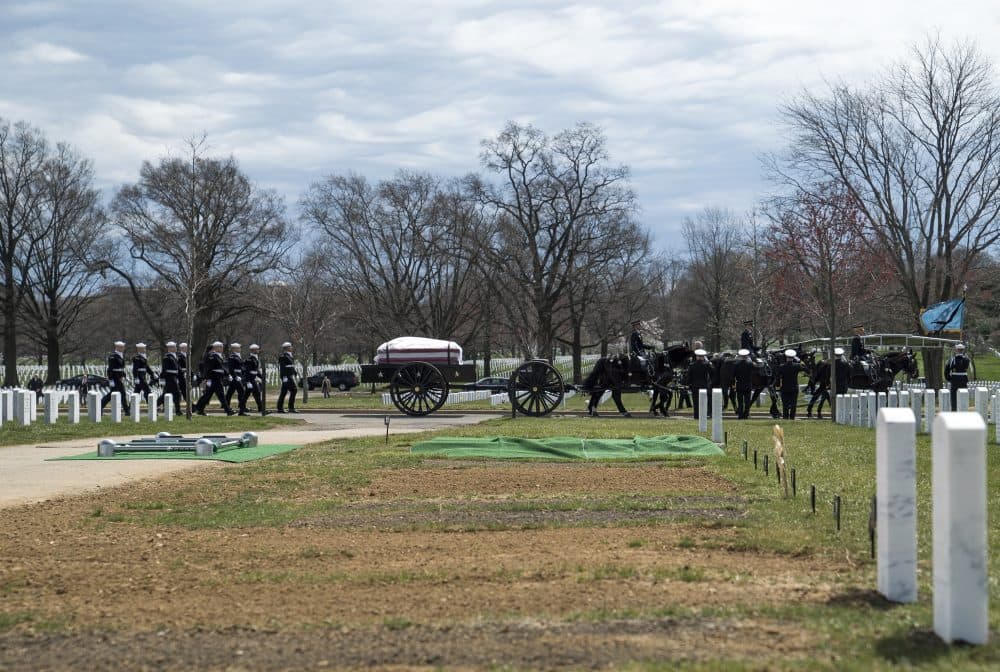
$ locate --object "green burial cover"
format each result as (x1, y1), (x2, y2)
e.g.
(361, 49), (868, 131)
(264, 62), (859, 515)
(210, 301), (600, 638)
(410, 435), (723, 460)
(48, 444), (300, 463)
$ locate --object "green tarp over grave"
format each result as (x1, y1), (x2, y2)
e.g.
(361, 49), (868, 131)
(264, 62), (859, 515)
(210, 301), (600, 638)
(48, 444), (300, 463)
(410, 435), (723, 460)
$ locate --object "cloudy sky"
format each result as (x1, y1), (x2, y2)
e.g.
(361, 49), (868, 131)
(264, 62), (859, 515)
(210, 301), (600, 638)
(3, 1), (999, 248)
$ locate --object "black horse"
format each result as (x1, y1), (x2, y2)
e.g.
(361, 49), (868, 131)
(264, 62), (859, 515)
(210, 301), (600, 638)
(806, 349), (919, 418)
(582, 347), (689, 417)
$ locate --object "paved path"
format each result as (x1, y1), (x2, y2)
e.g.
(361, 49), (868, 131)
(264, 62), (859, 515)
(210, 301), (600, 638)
(0, 412), (498, 509)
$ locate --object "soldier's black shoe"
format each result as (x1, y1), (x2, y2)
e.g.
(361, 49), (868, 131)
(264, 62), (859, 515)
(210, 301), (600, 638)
(226, 410), (236, 416)
(621, 412), (632, 418)
(238, 412), (250, 416)
(289, 409), (300, 414)
(275, 409), (286, 414)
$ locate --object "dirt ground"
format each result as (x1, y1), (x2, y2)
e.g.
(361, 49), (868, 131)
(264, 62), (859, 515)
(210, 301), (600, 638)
(0, 459), (847, 670)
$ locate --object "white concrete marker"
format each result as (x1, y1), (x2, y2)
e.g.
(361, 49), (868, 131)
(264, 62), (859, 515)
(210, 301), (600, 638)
(87, 391), (101, 422)
(148, 397), (157, 422)
(932, 412), (989, 645)
(711, 388), (723, 442)
(130, 393), (142, 422)
(698, 389), (707, 433)
(44, 391), (59, 425)
(925, 389), (936, 434)
(876, 407), (917, 603)
(852, 394), (861, 427)
(110, 392), (122, 423)
(911, 390), (922, 434)
(868, 392), (878, 428)
(940, 389), (951, 413)
(67, 391), (80, 424)
(13, 390), (30, 426)
(957, 388), (969, 412)
(836, 394), (845, 424)
(164, 393), (174, 421)
(974, 388), (988, 423)
(28, 392), (36, 422)
(888, 390), (898, 408)
(995, 394), (1000, 445)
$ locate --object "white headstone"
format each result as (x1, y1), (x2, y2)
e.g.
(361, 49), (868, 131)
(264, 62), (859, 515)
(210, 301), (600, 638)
(995, 394), (1000, 445)
(28, 392), (37, 421)
(130, 394), (142, 422)
(698, 389), (707, 432)
(711, 388), (723, 442)
(876, 407), (917, 603)
(852, 394), (861, 427)
(67, 391), (80, 424)
(898, 390), (909, 412)
(940, 388), (951, 413)
(888, 390), (898, 408)
(836, 394), (845, 424)
(148, 398), (157, 422)
(88, 391), (101, 422)
(164, 393), (174, 421)
(957, 388), (969, 412)
(43, 390), (59, 424)
(110, 392), (122, 423)
(868, 392), (878, 428)
(13, 390), (30, 426)
(932, 412), (989, 645)
(924, 389), (936, 434)
(974, 388), (988, 422)
(911, 390), (922, 434)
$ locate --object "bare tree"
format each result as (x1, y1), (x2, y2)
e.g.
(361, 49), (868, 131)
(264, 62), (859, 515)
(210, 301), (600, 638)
(777, 37), (1000, 386)
(474, 121), (637, 359)
(99, 139), (293, 358)
(20, 144), (108, 383)
(0, 119), (51, 386)
(681, 207), (746, 352)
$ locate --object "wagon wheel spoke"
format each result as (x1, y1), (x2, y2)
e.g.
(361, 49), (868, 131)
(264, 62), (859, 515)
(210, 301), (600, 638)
(390, 362), (448, 416)
(508, 360), (564, 417)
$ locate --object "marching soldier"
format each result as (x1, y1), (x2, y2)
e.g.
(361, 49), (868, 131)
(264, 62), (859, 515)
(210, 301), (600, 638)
(194, 341), (234, 416)
(132, 342), (152, 400)
(177, 342), (189, 403)
(276, 341), (299, 413)
(945, 342), (971, 410)
(688, 349), (714, 419)
(225, 343), (249, 416)
(243, 344), (266, 415)
(158, 341), (182, 414)
(101, 340), (131, 414)
(777, 349), (805, 420)
(734, 348), (753, 419)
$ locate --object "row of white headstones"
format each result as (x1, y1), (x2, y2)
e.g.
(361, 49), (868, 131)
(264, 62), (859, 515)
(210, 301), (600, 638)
(836, 387), (998, 438)
(877, 407), (988, 646)
(0, 389), (177, 426)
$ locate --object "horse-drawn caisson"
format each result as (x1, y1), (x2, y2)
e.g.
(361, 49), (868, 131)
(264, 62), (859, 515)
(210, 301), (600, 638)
(360, 337), (566, 417)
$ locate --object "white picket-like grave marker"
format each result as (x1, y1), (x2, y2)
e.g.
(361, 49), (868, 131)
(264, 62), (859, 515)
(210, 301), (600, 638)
(836, 394), (845, 424)
(911, 390), (923, 434)
(711, 388), (723, 442)
(28, 392), (37, 422)
(698, 389), (707, 433)
(924, 389), (936, 434)
(13, 390), (30, 426)
(956, 388), (969, 412)
(867, 392), (878, 428)
(876, 407), (918, 603)
(995, 394), (1000, 445)
(148, 396), (157, 422)
(974, 387), (988, 423)
(932, 412), (989, 645)
(88, 391), (101, 422)
(110, 392), (122, 423)
(940, 389), (951, 413)
(67, 391), (80, 424)
(44, 391), (59, 425)
(888, 390), (898, 408)
(164, 394), (174, 421)
(130, 393), (142, 422)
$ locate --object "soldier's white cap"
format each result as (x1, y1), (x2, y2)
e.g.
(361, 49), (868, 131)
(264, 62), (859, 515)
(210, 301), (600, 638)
(212, 340), (223, 347)
(136, 342), (146, 348)
(834, 347), (844, 355)
(282, 341), (292, 348)
(249, 344), (260, 351)
(114, 340), (125, 347)
(179, 342), (188, 348)
(956, 343), (966, 350)
(784, 349), (796, 357)
(230, 342), (241, 349)
(166, 341), (176, 347)
(694, 349), (707, 357)
(738, 348), (750, 357)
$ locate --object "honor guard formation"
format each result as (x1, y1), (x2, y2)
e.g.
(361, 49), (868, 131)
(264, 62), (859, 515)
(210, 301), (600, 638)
(98, 339), (302, 416)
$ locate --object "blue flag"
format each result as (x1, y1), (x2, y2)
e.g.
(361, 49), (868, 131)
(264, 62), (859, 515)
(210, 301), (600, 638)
(919, 298), (965, 335)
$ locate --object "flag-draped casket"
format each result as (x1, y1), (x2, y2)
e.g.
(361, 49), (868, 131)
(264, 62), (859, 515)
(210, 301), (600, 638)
(374, 337), (464, 365)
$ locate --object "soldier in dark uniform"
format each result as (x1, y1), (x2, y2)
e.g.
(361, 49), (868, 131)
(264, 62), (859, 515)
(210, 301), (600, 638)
(194, 341), (235, 416)
(276, 341), (299, 413)
(628, 320), (654, 378)
(177, 342), (189, 403)
(734, 348), (753, 419)
(806, 347), (850, 419)
(158, 341), (182, 414)
(225, 343), (249, 416)
(740, 321), (756, 355)
(777, 349), (805, 419)
(132, 342), (152, 400)
(688, 349), (714, 419)
(244, 344), (266, 415)
(101, 340), (131, 413)
(850, 325), (867, 361)
(945, 343), (971, 409)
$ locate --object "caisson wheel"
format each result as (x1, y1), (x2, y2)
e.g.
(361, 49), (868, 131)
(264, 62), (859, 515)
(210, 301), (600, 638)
(508, 360), (564, 417)
(390, 362), (448, 416)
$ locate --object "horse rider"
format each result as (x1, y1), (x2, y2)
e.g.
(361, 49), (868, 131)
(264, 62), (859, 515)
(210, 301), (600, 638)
(945, 342), (971, 410)
(628, 320), (654, 378)
(734, 348), (753, 419)
(101, 340), (131, 414)
(850, 324), (875, 381)
(740, 321), (757, 356)
(777, 349), (805, 420)
(689, 348), (714, 419)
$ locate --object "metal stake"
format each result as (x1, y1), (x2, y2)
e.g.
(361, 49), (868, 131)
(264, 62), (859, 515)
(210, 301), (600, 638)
(384, 415), (390, 445)
(834, 495), (842, 531)
(810, 485), (816, 514)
